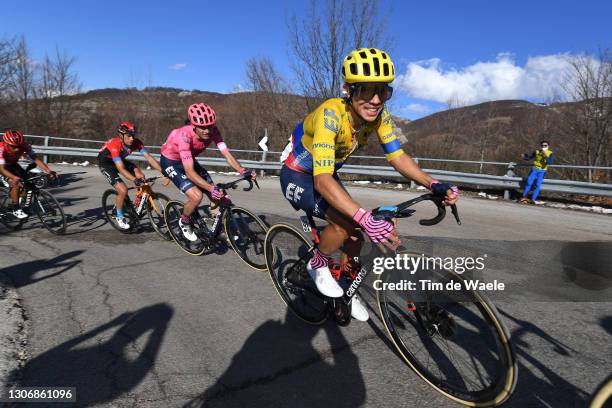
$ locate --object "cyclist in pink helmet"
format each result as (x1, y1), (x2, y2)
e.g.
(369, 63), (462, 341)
(160, 103), (257, 242)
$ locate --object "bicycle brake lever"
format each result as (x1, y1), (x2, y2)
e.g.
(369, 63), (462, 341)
(242, 179), (254, 192)
(451, 204), (461, 225)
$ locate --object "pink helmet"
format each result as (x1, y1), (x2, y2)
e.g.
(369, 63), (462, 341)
(188, 103), (216, 127)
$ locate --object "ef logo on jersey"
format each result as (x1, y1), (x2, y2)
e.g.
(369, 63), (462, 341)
(165, 166), (178, 178)
(285, 183), (304, 203)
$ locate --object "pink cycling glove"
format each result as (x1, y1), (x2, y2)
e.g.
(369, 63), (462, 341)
(353, 207), (395, 243)
(210, 186), (225, 200)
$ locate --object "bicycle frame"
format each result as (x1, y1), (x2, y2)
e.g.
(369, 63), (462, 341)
(190, 175), (259, 239)
(290, 194), (461, 305)
(126, 178), (161, 218)
(194, 204), (229, 239)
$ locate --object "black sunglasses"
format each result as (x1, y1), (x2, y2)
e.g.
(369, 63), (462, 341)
(350, 84), (393, 102)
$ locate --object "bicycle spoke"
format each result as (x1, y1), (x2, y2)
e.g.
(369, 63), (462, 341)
(377, 261), (515, 405)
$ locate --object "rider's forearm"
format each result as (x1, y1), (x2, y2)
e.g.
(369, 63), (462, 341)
(0, 165), (16, 180)
(314, 173), (361, 219)
(33, 158), (52, 174)
(222, 151), (242, 173)
(144, 153), (163, 173)
(390, 154), (435, 188)
(116, 163), (136, 182)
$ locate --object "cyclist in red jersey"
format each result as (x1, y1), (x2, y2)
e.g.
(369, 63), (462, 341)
(0, 129), (57, 219)
(98, 122), (163, 230)
(160, 103), (256, 242)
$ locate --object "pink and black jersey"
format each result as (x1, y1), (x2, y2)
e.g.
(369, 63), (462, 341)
(0, 141), (36, 166)
(160, 125), (227, 166)
(98, 137), (148, 164)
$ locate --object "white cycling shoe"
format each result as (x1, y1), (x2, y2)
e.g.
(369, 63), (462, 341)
(307, 260), (344, 298)
(178, 219), (198, 242)
(12, 209), (29, 219)
(115, 217), (131, 230)
(350, 294), (370, 322)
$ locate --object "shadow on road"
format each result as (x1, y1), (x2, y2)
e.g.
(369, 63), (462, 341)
(561, 241), (612, 291)
(8, 303), (174, 407)
(62, 205), (107, 235)
(184, 308), (365, 408)
(55, 195), (89, 210)
(54, 171), (87, 188)
(499, 309), (590, 407)
(0, 250), (83, 288)
(601, 315), (612, 335)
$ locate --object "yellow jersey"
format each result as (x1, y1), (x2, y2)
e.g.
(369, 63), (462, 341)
(283, 98), (404, 175)
(533, 149), (553, 170)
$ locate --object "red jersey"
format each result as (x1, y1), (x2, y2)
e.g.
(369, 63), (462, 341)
(98, 137), (147, 163)
(0, 141), (36, 166)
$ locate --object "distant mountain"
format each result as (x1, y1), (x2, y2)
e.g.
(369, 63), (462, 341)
(6, 87), (607, 180)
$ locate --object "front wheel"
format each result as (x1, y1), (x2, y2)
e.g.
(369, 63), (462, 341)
(164, 200), (210, 255)
(33, 189), (66, 234)
(376, 252), (517, 406)
(264, 223), (328, 325)
(0, 186), (25, 231)
(224, 207), (268, 271)
(146, 192), (171, 240)
(101, 189), (138, 233)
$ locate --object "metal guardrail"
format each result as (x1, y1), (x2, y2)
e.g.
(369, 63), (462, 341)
(4, 133), (610, 198)
(27, 144), (612, 199)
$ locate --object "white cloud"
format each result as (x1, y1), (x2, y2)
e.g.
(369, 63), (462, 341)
(401, 103), (431, 113)
(395, 53), (577, 104)
(169, 63), (187, 70)
(230, 83), (249, 93)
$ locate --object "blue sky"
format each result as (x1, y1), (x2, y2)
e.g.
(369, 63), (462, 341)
(3, 1), (611, 119)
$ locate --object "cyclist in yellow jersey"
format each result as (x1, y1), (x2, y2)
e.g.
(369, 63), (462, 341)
(280, 48), (460, 321)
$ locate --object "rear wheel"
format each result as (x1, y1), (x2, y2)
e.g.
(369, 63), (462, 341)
(376, 252), (517, 407)
(33, 189), (66, 234)
(101, 189), (138, 233)
(224, 206), (268, 271)
(146, 192), (171, 240)
(264, 223), (328, 325)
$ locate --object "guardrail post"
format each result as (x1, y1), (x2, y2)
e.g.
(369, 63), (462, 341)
(259, 128), (269, 177)
(410, 158), (418, 189)
(504, 162), (516, 200)
(260, 150), (267, 177)
(43, 136), (50, 164)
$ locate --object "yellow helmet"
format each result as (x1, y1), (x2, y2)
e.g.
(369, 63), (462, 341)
(342, 48), (395, 84)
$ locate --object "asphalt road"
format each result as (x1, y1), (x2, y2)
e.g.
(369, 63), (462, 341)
(0, 164), (610, 407)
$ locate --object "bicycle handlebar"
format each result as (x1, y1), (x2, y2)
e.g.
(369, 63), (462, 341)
(25, 173), (50, 183)
(372, 193), (461, 226)
(216, 175), (260, 192)
(125, 176), (161, 191)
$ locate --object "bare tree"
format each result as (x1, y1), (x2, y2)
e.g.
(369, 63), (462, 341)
(35, 47), (81, 136)
(0, 36), (17, 96)
(287, 0), (393, 101)
(242, 56), (305, 149)
(561, 49), (612, 181)
(438, 96), (468, 163)
(10, 35), (36, 126)
(246, 57), (291, 94)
